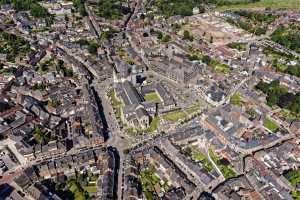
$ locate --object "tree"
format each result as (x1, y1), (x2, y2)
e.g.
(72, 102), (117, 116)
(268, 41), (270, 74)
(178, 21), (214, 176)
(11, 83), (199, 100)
(202, 55), (212, 65)
(87, 43), (98, 55)
(181, 146), (192, 156)
(278, 93), (295, 108)
(161, 34), (171, 43)
(32, 125), (51, 144)
(97, 0), (122, 19)
(73, 0), (87, 16)
(285, 65), (300, 77)
(156, 31), (163, 40)
(64, 14), (69, 22)
(230, 93), (241, 106)
(256, 81), (270, 93)
(270, 79), (280, 88)
(183, 30), (193, 41)
(256, 80), (300, 114)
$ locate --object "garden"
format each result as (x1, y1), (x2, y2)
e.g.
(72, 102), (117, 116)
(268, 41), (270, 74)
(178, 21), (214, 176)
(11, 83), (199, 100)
(209, 148), (236, 179)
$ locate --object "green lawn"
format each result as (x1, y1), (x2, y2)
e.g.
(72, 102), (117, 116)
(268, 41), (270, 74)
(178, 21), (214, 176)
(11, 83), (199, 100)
(68, 182), (87, 200)
(191, 147), (213, 172)
(144, 92), (161, 104)
(217, 0), (300, 11)
(209, 148), (236, 179)
(140, 167), (170, 195)
(162, 110), (187, 122)
(88, 173), (98, 182)
(84, 185), (97, 194)
(147, 116), (160, 132)
(214, 63), (230, 73)
(264, 117), (279, 132)
(285, 170), (300, 187)
(230, 93), (241, 106)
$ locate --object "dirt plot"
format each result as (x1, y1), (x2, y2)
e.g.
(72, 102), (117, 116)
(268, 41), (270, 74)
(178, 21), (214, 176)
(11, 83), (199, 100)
(183, 14), (253, 46)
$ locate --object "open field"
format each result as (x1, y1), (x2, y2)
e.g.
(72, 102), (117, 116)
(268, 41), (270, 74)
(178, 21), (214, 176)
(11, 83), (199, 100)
(217, 0), (300, 11)
(183, 14), (251, 46)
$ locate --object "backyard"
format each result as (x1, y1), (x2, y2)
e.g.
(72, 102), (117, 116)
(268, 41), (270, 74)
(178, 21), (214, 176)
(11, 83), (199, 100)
(209, 148), (236, 179)
(140, 167), (169, 200)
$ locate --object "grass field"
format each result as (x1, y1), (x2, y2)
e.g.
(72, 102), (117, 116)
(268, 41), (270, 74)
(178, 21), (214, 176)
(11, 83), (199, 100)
(144, 92), (161, 104)
(209, 148), (236, 179)
(191, 147), (214, 172)
(162, 110), (187, 122)
(68, 182), (86, 200)
(148, 116), (160, 132)
(264, 117), (279, 132)
(217, 0), (300, 11)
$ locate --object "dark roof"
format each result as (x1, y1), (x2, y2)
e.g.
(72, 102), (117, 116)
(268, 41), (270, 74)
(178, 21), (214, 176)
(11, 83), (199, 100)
(136, 107), (148, 119)
(123, 81), (144, 105)
(14, 173), (31, 189)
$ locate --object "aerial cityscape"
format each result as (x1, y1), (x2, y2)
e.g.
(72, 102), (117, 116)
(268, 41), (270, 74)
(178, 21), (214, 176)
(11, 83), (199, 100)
(0, 0), (300, 199)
